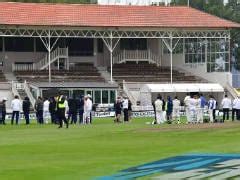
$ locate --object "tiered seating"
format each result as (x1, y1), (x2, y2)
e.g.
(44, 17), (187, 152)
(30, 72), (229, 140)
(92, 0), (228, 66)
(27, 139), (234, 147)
(0, 71), (6, 82)
(110, 63), (204, 83)
(15, 63), (105, 83)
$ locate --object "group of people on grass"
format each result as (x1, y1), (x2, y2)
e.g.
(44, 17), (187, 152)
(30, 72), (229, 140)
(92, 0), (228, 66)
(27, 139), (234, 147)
(153, 93), (240, 124)
(114, 96), (132, 123)
(0, 92), (93, 128)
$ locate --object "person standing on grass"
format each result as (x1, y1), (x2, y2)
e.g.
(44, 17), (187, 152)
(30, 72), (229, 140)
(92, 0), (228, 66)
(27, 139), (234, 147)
(49, 97), (57, 124)
(208, 95), (215, 123)
(114, 97), (122, 123)
(0, 98), (7, 125)
(166, 96), (173, 123)
(84, 95), (92, 124)
(79, 95), (84, 124)
(198, 94), (206, 123)
(128, 99), (132, 121)
(35, 96), (44, 124)
(56, 93), (69, 128)
(172, 96), (181, 124)
(233, 95), (240, 120)
(232, 96), (238, 121)
(68, 95), (78, 124)
(221, 94), (232, 122)
(22, 97), (30, 125)
(11, 95), (21, 125)
(43, 98), (50, 124)
(154, 95), (163, 124)
(184, 93), (191, 123)
(122, 96), (129, 122)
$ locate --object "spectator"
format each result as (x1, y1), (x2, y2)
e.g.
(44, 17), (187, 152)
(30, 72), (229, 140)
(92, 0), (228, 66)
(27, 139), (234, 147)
(11, 95), (21, 125)
(221, 94), (231, 122)
(122, 96), (129, 122)
(114, 97), (122, 123)
(68, 96), (78, 124)
(22, 97), (30, 125)
(79, 95), (84, 124)
(0, 97), (7, 125)
(35, 96), (43, 124)
(49, 97), (57, 124)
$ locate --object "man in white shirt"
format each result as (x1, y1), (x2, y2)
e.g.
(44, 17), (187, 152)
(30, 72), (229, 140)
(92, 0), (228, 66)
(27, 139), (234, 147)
(84, 95), (92, 124)
(11, 95), (21, 125)
(155, 96), (163, 124)
(122, 96), (129, 122)
(208, 95), (216, 123)
(184, 93), (191, 123)
(221, 94), (232, 122)
(172, 96), (181, 124)
(196, 95), (203, 123)
(43, 98), (50, 124)
(233, 96), (240, 121)
(188, 95), (198, 123)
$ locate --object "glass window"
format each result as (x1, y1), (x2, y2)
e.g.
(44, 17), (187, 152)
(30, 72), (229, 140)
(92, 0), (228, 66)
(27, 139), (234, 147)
(206, 38), (229, 72)
(94, 90), (101, 104)
(5, 37), (34, 52)
(102, 90), (109, 104)
(163, 39), (183, 54)
(73, 90), (84, 99)
(184, 38), (206, 64)
(110, 90), (116, 104)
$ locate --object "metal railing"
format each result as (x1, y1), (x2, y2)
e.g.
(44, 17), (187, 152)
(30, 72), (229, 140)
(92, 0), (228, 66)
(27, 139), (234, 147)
(113, 49), (161, 66)
(12, 63), (35, 71)
(23, 81), (36, 107)
(35, 47), (68, 70)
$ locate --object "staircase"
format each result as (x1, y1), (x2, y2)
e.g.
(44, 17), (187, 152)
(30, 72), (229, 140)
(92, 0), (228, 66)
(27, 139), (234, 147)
(12, 47), (68, 71)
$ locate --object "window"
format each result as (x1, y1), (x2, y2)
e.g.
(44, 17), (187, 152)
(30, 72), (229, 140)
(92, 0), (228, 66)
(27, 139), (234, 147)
(102, 90), (109, 104)
(207, 39), (229, 72)
(97, 39), (103, 53)
(163, 39), (183, 54)
(110, 90), (116, 104)
(94, 90), (101, 104)
(5, 37), (34, 52)
(73, 90), (85, 99)
(120, 39), (147, 50)
(184, 38), (206, 64)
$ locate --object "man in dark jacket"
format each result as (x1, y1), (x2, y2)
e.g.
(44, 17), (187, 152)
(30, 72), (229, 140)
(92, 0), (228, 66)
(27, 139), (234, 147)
(35, 96), (43, 124)
(68, 96), (78, 124)
(0, 97), (7, 125)
(79, 95), (84, 124)
(49, 97), (57, 124)
(23, 97), (30, 125)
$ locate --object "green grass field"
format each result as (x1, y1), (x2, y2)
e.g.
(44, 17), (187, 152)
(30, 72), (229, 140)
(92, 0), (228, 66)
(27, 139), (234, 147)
(0, 117), (240, 180)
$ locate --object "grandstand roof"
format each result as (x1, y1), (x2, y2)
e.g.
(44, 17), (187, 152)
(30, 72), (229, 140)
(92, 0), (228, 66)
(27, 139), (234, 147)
(0, 2), (239, 28)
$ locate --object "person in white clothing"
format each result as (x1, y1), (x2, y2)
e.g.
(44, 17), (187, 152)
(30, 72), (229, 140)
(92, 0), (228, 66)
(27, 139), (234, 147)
(196, 95), (203, 123)
(122, 97), (129, 122)
(184, 93), (191, 123)
(188, 95), (198, 123)
(233, 96), (240, 120)
(43, 98), (50, 124)
(11, 95), (21, 125)
(84, 95), (92, 124)
(208, 95), (215, 123)
(221, 94), (232, 122)
(172, 96), (181, 124)
(154, 96), (163, 124)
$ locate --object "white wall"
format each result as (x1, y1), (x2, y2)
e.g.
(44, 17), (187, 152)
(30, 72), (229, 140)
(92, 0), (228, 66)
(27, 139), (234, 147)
(161, 53), (232, 87)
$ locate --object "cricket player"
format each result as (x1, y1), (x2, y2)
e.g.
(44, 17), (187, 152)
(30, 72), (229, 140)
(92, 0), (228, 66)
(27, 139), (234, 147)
(172, 96), (181, 124)
(196, 95), (203, 123)
(184, 93), (191, 123)
(188, 95), (198, 123)
(154, 95), (163, 124)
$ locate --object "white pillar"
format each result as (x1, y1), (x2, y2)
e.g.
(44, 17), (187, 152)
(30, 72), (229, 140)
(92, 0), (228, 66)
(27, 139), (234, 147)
(170, 37), (173, 84)
(48, 34), (51, 83)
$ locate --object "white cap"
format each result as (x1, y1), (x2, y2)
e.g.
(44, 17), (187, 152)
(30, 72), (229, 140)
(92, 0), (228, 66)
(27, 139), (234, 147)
(2, 97), (7, 101)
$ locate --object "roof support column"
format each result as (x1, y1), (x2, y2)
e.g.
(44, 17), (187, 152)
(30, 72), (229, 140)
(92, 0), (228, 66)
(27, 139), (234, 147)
(162, 36), (180, 84)
(101, 32), (120, 83)
(39, 31), (59, 83)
